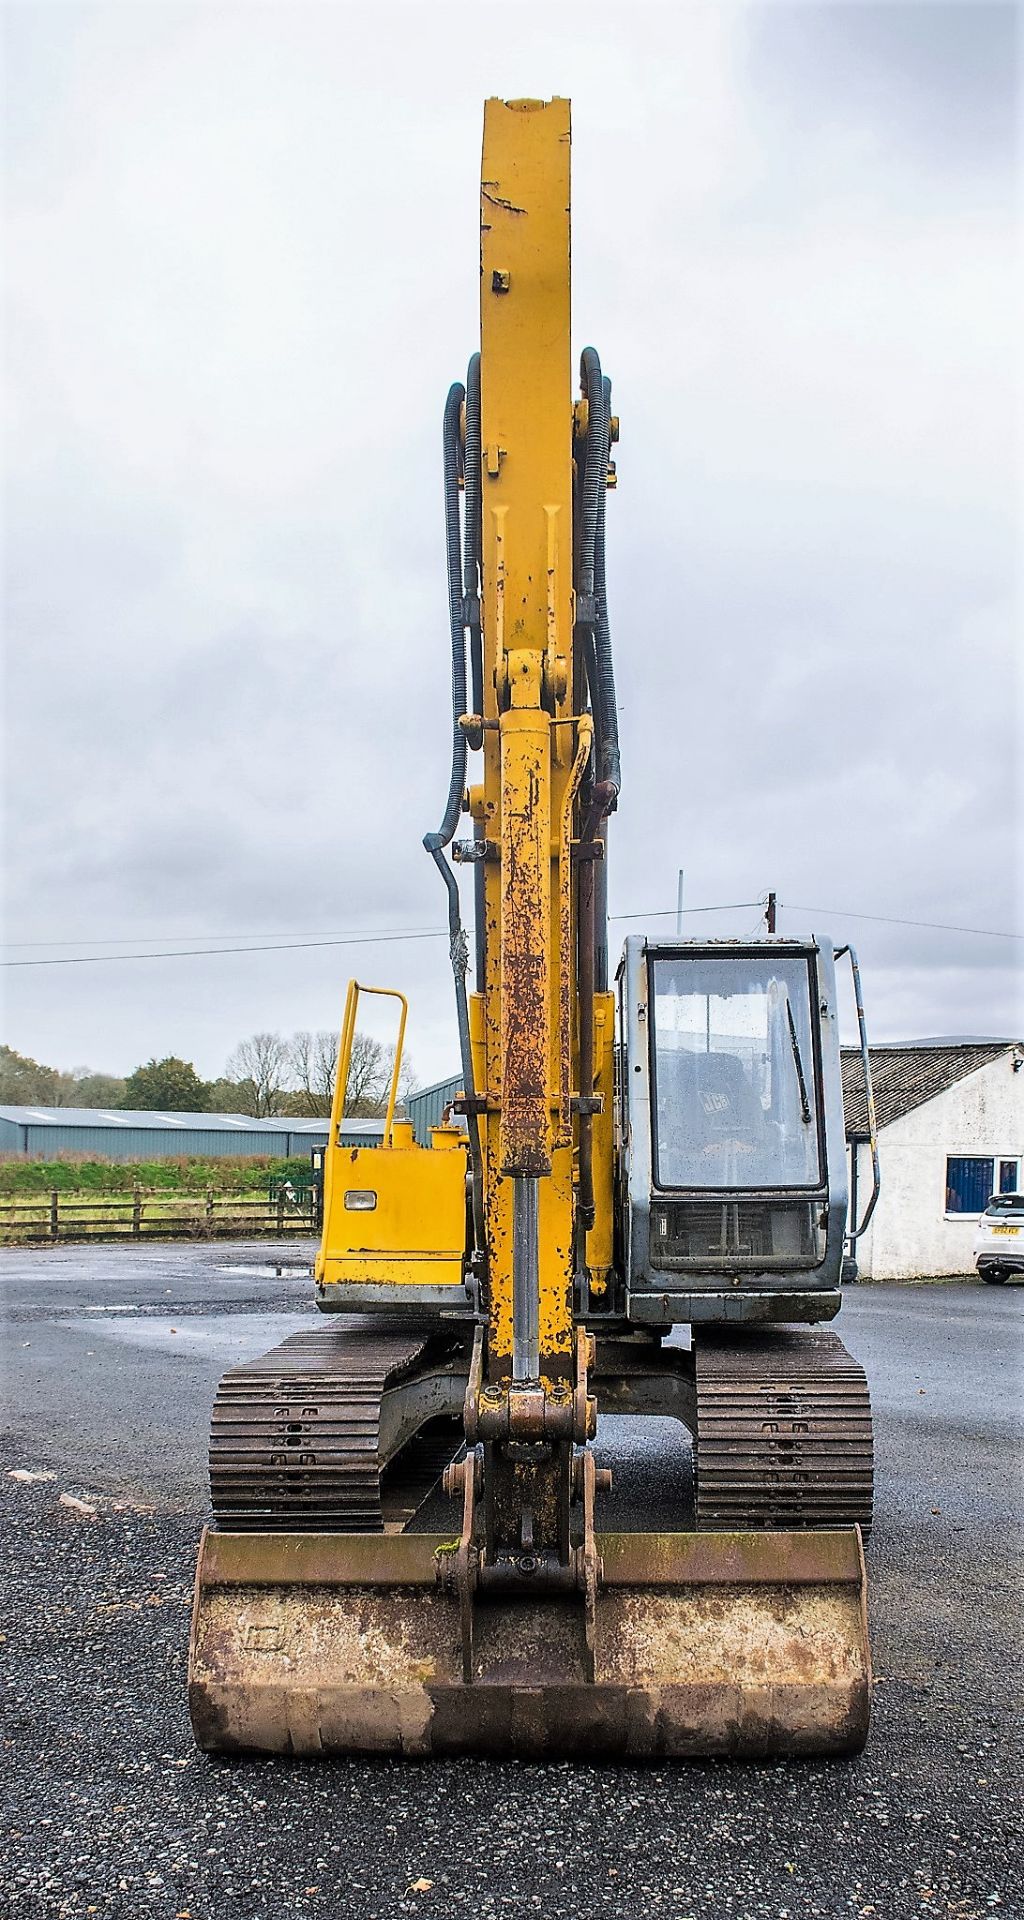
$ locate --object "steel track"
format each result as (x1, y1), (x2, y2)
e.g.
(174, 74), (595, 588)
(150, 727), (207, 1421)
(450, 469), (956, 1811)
(209, 1326), (459, 1533)
(693, 1327), (874, 1536)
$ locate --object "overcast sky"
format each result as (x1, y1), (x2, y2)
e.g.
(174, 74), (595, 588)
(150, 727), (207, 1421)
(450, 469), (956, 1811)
(3, 1), (1020, 1087)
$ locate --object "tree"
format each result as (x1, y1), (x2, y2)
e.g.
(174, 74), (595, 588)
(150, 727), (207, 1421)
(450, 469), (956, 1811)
(0, 1046), (64, 1105)
(121, 1057), (210, 1111)
(68, 1069), (127, 1107)
(288, 1030), (340, 1118)
(219, 1027), (419, 1122)
(206, 1074), (258, 1115)
(0, 1048), (129, 1109)
(223, 1032), (289, 1118)
(336, 1033), (418, 1117)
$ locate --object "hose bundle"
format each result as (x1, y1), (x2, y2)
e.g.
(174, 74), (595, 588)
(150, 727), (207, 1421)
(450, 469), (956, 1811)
(423, 365), (484, 1252)
(577, 347), (621, 808)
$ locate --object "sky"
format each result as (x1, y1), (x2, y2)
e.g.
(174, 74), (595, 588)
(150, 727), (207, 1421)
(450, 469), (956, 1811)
(3, 0), (1021, 1087)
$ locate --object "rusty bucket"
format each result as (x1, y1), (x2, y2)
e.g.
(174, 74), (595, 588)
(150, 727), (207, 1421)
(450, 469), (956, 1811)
(188, 1526), (870, 1759)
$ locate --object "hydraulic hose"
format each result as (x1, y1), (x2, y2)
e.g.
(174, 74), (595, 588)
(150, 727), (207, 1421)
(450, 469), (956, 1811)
(575, 357), (620, 1258)
(577, 347), (605, 606)
(577, 350), (620, 808)
(424, 380), (468, 855)
(423, 376), (485, 1259)
(593, 817), (609, 993)
(463, 353), (483, 716)
(577, 816), (597, 1236)
(592, 371), (621, 802)
(427, 842), (485, 1255)
(462, 352), (487, 988)
(575, 354), (607, 810)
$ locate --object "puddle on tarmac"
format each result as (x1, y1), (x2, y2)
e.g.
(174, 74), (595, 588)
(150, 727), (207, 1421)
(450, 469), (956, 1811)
(217, 1264), (310, 1279)
(67, 1312), (307, 1354)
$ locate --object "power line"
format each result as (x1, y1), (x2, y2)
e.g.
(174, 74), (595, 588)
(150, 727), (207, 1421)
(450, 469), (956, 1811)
(2, 902), (762, 969)
(4, 900), (760, 953)
(1, 930), (452, 969)
(4, 898), (1017, 970)
(608, 902), (759, 923)
(0, 923), (446, 951)
(783, 904), (1022, 942)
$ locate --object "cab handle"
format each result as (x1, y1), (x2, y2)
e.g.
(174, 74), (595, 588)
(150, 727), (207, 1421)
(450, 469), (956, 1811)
(835, 945), (880, 1240)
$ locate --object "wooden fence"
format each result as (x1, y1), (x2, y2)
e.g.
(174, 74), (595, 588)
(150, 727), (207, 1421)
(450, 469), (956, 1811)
(0, 1187), (318, 1246)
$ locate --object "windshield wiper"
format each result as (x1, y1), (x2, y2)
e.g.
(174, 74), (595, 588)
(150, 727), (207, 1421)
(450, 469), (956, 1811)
(783, 996), (813, 1126)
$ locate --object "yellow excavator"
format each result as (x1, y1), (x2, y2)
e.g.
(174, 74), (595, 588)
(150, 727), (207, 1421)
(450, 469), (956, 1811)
(188, 97), (880, 1760)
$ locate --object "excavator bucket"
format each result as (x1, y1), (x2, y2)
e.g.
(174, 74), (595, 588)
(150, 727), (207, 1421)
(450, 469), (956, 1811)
(189, 1526), (870, 1760)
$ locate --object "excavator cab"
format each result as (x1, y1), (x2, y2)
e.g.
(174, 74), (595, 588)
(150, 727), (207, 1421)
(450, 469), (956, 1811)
(620, 937), (852, 1327)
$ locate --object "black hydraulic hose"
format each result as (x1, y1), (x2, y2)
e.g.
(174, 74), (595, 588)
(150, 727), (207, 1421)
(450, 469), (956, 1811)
(423, 377), (485, 1258)
(593, 816), (609, 993)
(463, 352), (483, 716)
(576, 351), (620, 807)
(592, 371), (621, 802)
(577, 808), (598, 1237)
(427, 844), (485, 1254)
(424, 380), (468, 856)
(462, 353), (487, 987)
(578, 347), (605, 604)
(574, 362), (619, 1254)
(581, 627), (604, 763)
(576, 358), (619, 1045)
(576, 354), (607, 789)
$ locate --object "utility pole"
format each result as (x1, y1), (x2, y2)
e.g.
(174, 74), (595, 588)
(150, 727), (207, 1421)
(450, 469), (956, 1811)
(765, 892), (777, 934)
(676, 869), (685, 936)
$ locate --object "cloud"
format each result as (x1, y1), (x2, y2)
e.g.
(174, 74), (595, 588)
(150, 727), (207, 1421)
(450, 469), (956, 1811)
(3, 3), (1020, 1083)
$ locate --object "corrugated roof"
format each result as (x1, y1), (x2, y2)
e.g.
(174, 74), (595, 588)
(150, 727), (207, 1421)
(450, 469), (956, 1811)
(840, 1043), (1017, 1135)
(0, 1105), (376, 1135)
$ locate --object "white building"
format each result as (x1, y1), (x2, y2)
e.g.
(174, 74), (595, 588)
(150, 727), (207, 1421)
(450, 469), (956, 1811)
(843, 1041), (1024, 1280)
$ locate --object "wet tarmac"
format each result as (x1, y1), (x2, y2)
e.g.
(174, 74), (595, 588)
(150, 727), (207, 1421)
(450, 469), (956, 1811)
(2, 1242), (1021, 1919)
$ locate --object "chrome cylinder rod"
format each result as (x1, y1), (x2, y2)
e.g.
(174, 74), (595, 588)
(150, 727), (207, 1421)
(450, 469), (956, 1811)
(512, 1176), (540, 1382)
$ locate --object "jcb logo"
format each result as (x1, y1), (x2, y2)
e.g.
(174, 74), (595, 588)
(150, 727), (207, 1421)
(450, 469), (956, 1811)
(700, 1090), (731, 1114)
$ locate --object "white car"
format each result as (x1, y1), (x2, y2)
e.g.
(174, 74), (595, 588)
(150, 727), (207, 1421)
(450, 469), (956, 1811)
(974, 1192), (1024, 1284)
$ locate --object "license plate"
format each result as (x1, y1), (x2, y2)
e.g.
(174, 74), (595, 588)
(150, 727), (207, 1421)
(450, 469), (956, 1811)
(993, 1224), (1020, 1236)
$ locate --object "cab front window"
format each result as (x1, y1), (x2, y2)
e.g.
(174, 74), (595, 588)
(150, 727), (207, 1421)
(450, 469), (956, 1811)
(650, 954), (822, 1191)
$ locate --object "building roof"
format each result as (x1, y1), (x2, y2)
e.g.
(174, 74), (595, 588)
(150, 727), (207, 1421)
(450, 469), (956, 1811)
(840, 1043), (1018, 1135)
(0, 1105), (377, 1135)
(407, 1074), (463, 1103)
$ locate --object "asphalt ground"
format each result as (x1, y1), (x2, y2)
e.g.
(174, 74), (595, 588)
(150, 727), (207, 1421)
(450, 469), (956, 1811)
(1, 1243), (1021, 1920)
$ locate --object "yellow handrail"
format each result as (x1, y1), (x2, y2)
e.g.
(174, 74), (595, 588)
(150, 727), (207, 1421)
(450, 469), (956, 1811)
(318, 981), (411, 1270)
(329, 980), (410, 1151)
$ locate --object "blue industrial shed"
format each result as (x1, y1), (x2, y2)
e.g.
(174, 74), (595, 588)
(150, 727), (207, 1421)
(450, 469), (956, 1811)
(0, 1077), (462, 1161)
(0, 1106), (383, 1162)
(406, 1074), (463, 1144)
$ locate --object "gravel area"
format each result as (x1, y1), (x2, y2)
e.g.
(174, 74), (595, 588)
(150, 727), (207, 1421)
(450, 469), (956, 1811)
(1, 1245), (1021, 1920)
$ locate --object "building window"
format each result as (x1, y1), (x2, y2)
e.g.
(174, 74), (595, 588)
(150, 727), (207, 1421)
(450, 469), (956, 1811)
(945, 1157), (994, 1215)
(998, 1159), (1020, 1195)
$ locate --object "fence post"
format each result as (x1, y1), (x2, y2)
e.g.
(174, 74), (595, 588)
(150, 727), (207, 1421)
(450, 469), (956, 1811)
(50, 1189), (59, 1243)
(206, 1189), (215, 1236)
(132, 1185), (142, 1238)
(277, 1191), (285, 1234)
